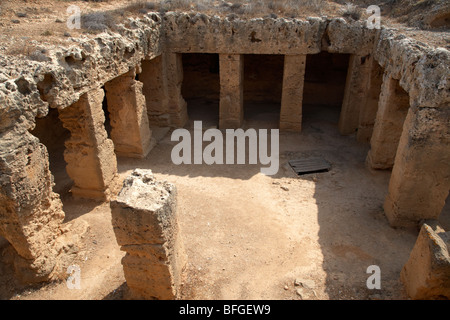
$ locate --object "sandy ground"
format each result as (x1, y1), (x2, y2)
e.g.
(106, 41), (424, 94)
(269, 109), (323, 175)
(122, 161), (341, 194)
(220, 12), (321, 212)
(2, 103), (448, 300)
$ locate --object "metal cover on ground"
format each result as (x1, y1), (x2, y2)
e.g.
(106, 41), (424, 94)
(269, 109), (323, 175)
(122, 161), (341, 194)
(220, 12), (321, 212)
(288, 157), (331, 175)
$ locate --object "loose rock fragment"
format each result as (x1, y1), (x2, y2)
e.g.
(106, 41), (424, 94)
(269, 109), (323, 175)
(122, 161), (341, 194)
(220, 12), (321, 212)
(401, 222), (450, 300)
(111, 169), (186, 300)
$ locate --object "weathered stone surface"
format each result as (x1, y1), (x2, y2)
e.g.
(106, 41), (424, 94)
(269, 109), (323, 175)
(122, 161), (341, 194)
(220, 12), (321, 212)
(0, 75), (48, 134)
(0, 15), (162, 136)
(0, 130), (63, 281)
(374, 30), (450, 109)
(165, 53), (188, 127)
(280, 55), (306, 132)
(408, 1), (450, 29)
(111, 169), (186, 300)
(164, 13), (325, 55)
(58, 88), (119, 200)
(140, 56), (171, 127)
(105, 69), (154, 158)
(0, 13), (447, 135)
(384, 106), (450, 226)
(324, 18), (376, 55)
(0, 129), (87, 282)
(401, 222), (450, 299)
(0, 10), (449, 286)
(357, 59), (383, 143)
(219, 54), (244, 129)
(367, 75), (410, 170)
(338, 54), (372, 135)
(140, 53), (189, 128)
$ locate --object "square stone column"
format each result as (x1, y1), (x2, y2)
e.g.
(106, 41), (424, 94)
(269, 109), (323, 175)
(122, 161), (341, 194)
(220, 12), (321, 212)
(140, 56), (170, 127)
(165, 53), (188, 128)
(59, 88), (118, 200)
(366, 75), (410, 169)
(384, 106), (450, 227)
(338, 54), (372, 135)
(357, 59), (383, 143)
(111, 169), (186, 300)
(219, 54), (244, 129)
(280, 55), (306, 132)
(105, 69), (154, 158)
(0, 131), (65, 282)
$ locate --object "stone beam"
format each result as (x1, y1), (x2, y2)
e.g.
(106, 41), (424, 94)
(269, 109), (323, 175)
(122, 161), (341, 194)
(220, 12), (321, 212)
(280, 55), (306, 132)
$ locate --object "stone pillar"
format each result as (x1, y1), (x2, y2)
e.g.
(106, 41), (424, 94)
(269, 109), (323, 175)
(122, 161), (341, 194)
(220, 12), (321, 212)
(165, 53), (188, 127)
(384, 106), (450, 227)
(111, 169), (186, 300)
(0, 130), (65, 282)
(401, 222), (450, 299)
(357, 59), (383, 143)
(280, 55), (306, 132)
(59, 88), (118, 200)
(366, 75), (410, 169)
(338, 54), (372, 135)
(140, 56), (171, 127)
(104, 69), (154, 158)
(219, 54), (244, 129)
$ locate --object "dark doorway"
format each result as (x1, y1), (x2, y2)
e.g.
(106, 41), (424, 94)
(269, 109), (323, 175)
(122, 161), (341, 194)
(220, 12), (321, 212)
(303, 52), (350, 126)
(30, 108), (72, 197)
(101, 85), (112, 140)
(243, 54), (284, 129)
(182, 53), (220, 128)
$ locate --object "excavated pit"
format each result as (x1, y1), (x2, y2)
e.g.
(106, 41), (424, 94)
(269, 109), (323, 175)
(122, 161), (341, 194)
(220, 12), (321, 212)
(0, 10), (449, 300)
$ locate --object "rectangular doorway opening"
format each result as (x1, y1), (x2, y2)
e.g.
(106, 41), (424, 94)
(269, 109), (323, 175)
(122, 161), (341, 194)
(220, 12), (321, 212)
(182, 53), (220, 128)
(303, 52), (350, 126)
(243, 54), (284, 129)
(30, 108), (73, 198)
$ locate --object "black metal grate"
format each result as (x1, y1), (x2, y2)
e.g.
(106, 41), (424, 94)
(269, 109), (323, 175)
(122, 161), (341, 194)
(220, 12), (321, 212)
(288, 157), (331, 176)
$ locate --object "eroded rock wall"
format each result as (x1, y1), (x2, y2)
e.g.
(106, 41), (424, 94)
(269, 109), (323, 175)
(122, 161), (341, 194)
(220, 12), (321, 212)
(105, 69), (154, 158)
(0, 10), (449, 283)
(0, 14), (162, 282)
(0, 130), (65, 282)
